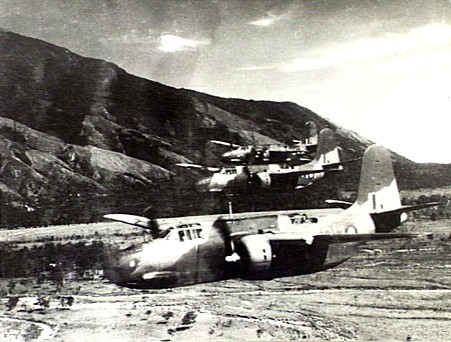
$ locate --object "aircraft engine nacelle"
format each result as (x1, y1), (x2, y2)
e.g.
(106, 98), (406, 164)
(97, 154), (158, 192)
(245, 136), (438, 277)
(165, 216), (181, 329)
(235, 235), (272, 279)
(233, 172), (270, 191)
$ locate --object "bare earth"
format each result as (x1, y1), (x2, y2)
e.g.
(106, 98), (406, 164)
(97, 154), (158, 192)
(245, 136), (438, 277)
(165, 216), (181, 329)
(0, 219), (450, 341)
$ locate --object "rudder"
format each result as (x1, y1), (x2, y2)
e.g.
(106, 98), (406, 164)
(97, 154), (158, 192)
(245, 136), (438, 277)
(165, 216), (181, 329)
(355, 145), (401, 213)
(313, 128), (340, 165)
(304, 121), (318, 146)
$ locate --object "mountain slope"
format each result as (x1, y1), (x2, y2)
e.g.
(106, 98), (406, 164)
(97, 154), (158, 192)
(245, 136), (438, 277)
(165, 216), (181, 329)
(0, 29), (450, 227)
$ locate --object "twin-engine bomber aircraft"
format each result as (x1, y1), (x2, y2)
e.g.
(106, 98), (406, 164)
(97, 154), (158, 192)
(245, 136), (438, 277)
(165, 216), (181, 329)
(212, 121), (318, 164)
(178, 128), (347, 192)
(103, 145), (439, 289)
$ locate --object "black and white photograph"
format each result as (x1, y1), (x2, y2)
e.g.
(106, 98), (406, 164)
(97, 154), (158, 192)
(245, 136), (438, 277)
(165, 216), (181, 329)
(0, 1), (450, 340)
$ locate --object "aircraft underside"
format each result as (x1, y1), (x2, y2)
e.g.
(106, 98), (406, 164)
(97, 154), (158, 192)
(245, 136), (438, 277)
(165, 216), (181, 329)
(104, 241), (360, 289)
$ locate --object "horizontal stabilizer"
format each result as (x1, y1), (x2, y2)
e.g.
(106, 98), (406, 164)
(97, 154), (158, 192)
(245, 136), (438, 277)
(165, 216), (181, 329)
(398, 202), (445, 213)
(322, 158), (361, 169)
(103, 214), (152, 229)
(325, 199), (353, 209)
(288, 157), (312, 163)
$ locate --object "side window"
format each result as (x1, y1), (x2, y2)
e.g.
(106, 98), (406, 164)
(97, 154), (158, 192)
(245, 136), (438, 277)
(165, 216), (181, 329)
(192, 228), (204, 239)
(224, 168), (237, 175)
(160, 227), (174, 239)
(178, 229), (195, 242)
(178, 230), (186, 241)
(290, 214), (317, 224)
(177, 225), (205, 242)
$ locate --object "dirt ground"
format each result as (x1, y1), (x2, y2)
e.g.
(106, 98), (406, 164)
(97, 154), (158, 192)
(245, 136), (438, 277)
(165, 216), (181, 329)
(0, 219), (450, 341)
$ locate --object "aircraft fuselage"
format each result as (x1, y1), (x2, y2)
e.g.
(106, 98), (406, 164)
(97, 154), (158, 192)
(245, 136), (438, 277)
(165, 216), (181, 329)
(197, 163), (328, 192)
(103, 209), (357, 289)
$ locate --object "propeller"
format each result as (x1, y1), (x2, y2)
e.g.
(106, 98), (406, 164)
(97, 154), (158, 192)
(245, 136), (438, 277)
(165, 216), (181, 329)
(211, 216), (240, 267)
(103, 213), (161, 238)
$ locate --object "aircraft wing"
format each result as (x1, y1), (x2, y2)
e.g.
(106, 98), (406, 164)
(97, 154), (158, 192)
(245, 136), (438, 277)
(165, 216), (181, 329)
(324, 200), (444, 212)
(266, 232), (423, 245)
(273, 168), (341, 177)
(310, 232), (424, 245)
(325, 199), (353, 209)
(209, 140), (242, 148)
(398, 202), (445, 212)
(176, 163), (220, 172)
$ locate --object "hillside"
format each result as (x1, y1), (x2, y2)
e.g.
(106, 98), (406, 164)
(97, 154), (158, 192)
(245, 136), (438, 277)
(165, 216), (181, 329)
(0, 29), (450, 227)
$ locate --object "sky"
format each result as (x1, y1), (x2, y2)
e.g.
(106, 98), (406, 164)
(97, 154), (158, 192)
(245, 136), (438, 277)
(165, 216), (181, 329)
(1, 0), (450, 163)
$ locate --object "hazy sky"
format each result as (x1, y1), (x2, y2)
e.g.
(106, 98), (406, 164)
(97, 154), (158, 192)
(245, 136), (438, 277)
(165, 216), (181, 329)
(1, 0), (450, 162)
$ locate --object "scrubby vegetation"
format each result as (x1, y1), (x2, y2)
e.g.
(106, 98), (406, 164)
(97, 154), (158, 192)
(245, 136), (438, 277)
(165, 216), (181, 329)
(0, 240), (108, 282)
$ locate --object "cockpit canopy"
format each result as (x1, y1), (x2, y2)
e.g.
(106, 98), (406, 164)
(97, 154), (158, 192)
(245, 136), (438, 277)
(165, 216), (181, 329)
(221, 167), (238, 175)
(158, 223), (205, 242)
(288, 213), (318, 224)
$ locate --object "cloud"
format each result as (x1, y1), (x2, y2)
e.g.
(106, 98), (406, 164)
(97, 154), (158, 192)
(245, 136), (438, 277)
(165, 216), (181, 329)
(99, 29), (154, 45)
(236, 65), (278, 71)
(157, 34), (209, 53)
(249, 12), (288, 27)
(282, 23), (451, 72)
(238, 23), (451, 73)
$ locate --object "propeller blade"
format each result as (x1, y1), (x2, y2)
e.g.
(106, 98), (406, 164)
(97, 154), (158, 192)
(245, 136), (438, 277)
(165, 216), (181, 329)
(212, 218), (235, 260)
(104, 214), (152, 229)
(104, 207), (162, 238)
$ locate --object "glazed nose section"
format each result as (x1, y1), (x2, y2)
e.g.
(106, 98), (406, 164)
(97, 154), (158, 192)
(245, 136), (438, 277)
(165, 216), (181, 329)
(196, 177), (212, 192)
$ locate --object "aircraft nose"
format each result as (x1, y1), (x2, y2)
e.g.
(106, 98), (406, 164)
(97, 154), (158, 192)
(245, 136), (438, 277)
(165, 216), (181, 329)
(221, 151), (234, 161)
(103, 258), (124, 285)
(103, 264), (123, 285)
(196, 177), (212, 192)
(103, 253), (138, 286)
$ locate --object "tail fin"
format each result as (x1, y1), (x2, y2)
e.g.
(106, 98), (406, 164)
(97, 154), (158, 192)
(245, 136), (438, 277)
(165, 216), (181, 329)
(304, 121), (318, 146)
(351, 144), (443, 232)
(313, 128), (340, 166)
(355, 145), (401, 212)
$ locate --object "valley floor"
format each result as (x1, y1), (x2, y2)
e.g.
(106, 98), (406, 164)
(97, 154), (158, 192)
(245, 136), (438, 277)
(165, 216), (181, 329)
(0, 219), (450, 341)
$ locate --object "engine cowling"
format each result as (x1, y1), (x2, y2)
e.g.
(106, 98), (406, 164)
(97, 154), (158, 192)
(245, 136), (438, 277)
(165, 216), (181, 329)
(235, 234), (272, 279)
(233, 172), (271, 191)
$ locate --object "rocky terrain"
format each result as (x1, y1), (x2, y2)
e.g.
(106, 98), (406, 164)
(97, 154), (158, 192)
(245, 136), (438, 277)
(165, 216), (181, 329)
(1, 29), (451, 228)
(0, 217), (449, 341)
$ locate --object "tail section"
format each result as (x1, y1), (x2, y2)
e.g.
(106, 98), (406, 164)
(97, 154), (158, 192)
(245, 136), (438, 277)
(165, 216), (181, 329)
(349, 145), (444, 232)
(313, 128), (340, 166)
(304, 121), (318, 146)
(350, 145), (444, 232)
(354, 145), (401, 213)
